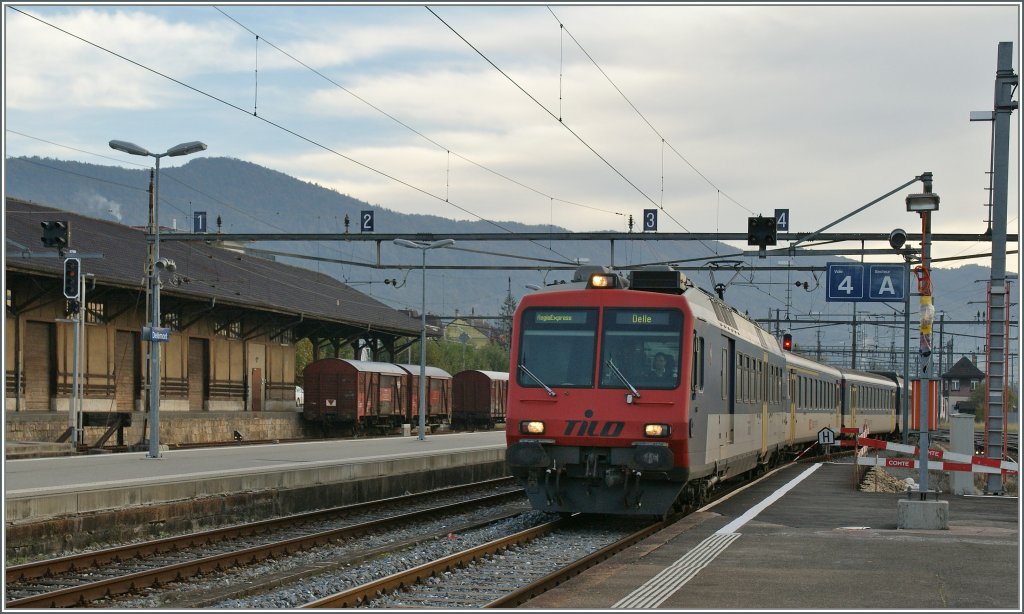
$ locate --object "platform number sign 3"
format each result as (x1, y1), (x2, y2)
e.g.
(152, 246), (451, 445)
(360, 210), (374, 232)
(643, 209), (658, 231)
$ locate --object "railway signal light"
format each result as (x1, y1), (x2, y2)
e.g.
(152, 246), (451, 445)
(41, 220), (69, 249)
(63, 257), (81, 299)
(747, 215), (777, 248)
(782, 333), (793, 351)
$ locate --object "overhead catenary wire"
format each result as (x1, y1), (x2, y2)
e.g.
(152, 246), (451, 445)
(426, 8), (670, 225)
(214, 7), (625, 221)
(8, 5), (580, 268)
(547, 6), (756, 221)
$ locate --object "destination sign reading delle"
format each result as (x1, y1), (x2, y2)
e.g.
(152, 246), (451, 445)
(614, 311), (670, 326)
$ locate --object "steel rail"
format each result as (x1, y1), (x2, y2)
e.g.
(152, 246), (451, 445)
(301, 517), (571, 608)
(483, 518), (670, 608)
(5, 483), (519, 608)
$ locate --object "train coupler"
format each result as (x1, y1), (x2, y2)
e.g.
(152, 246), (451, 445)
(623, 470), (644, 510)
(544, 465), (565, 506)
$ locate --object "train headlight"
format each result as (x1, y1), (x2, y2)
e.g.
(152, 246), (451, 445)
(588, 273), (621, 289)
(644, 423), (671, 438)
(520, 420), (545, 435)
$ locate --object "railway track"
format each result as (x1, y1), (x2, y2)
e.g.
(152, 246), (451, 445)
(4, 478), (522, 609)
(301, 515), (664, 609)
(298, 462), (806, 609)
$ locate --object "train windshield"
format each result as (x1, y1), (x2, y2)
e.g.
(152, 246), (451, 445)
(518, 308), (598, 388)
(600, 308), (683, 390)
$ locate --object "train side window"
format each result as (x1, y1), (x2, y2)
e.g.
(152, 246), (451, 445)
(741, 352), (749, 401)
(745, 355), (752, 402)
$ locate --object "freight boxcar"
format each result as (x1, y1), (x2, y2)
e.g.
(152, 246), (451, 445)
(452, 370), (508, 430)
(302, 358), (408, 435)
(395, 364), (453, 432)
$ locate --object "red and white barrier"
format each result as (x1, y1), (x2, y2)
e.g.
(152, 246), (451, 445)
(851, 435), (1019, 474)
(856, 455), (1017, 475)
(852, 436), (1018, 473)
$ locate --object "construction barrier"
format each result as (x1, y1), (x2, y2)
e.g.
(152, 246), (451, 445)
(852, 436), (1018, 475)
(856, 456), (1016, 475)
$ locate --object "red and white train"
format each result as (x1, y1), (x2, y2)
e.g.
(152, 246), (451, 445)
(505, 266), (900, 517)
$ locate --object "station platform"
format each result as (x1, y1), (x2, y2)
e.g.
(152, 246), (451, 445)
(4, 431), (507, 559)
(525, 462), (1020, 610)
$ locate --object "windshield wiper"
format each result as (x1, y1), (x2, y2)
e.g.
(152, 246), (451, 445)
(518, 363), (557, 397)
(605, 358), (641, 399)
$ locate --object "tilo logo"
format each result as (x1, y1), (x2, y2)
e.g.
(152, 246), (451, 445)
(564, 409), (624, 437)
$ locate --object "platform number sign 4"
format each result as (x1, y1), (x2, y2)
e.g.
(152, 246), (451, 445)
(826, 262), (904, 303)
(774, 208), (789, 232)
(643, 209), (658, 231)
(360, 210), (374, 232)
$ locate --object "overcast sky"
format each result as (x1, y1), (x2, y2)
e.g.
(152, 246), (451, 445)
(3, 2), (1020, 271)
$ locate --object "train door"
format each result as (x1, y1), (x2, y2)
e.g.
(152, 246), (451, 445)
(850, 384), (858, 428)
(760, 352), (769, 457)
(788, 370), (797, 444)
(726, 337), (735, 444)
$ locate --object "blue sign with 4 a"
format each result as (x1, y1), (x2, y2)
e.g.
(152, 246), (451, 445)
(826, 262), (865, 301)
(826, 262), (905, 303)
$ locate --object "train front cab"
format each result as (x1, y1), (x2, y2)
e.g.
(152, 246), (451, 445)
(505, 269), (694, 516)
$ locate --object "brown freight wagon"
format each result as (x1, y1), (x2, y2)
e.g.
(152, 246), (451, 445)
(302, 358), (408, 435)
(452, 370), (508, 431)
(395, 364), (453, 432)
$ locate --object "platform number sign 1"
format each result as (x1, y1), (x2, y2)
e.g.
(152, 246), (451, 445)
(643, 209), (658, 231)
(360, 210), (374, 232)
(194, 211), (207, 234)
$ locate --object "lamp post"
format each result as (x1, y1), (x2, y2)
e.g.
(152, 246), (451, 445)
(109, 139), (207, 458)
(905, 173), (940, 498)
(393, 238), (455, 440)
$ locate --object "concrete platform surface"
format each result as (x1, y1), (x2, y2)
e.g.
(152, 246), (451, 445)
(5, 431), (505, 496)
(524, 462), (1020, 611)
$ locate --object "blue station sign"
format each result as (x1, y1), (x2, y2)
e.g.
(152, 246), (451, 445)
(826, 262), (905, 303)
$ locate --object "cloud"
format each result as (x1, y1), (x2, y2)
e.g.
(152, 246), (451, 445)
(4, 4), (1018, 269)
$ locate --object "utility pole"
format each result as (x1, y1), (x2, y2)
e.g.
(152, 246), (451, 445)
(973, 42), (1017, 495)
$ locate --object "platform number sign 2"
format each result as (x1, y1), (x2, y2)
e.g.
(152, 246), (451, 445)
(643, 209), (658, 231)
(360, 210), (374, 232)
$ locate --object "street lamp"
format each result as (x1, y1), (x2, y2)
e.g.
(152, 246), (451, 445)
(393, 238), (455, 440)
(109, 139), (207, 458)
(905, 172), (940, 498)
